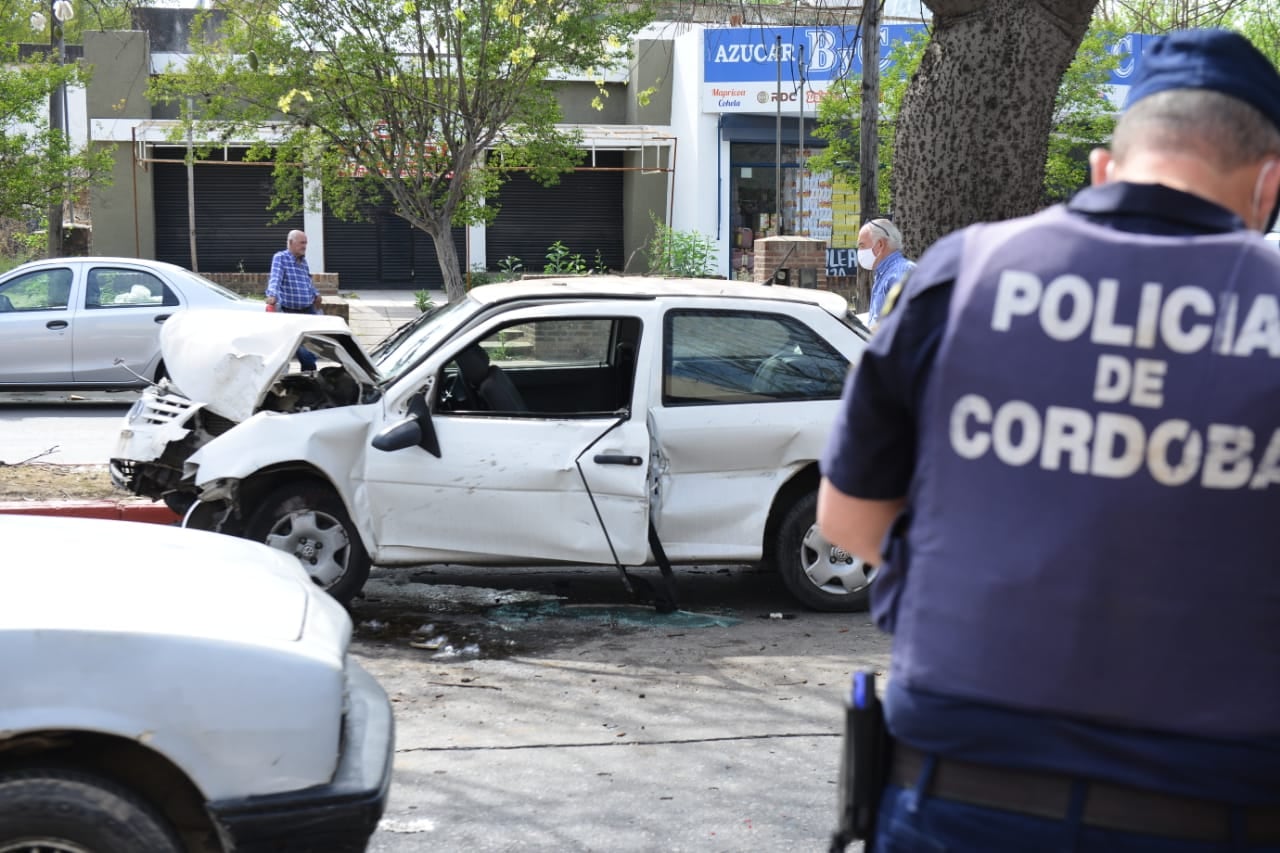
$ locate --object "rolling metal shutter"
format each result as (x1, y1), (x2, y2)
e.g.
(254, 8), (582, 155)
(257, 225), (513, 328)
(322, 200), (466, 291)
(486, 151), (625, 273)
(152, 148), (302, 273)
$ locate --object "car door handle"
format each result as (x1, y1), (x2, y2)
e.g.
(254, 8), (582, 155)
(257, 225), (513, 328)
(46, 320), (68, 330)
(154, 314), (172, 323)
(594, 454), (643, 466)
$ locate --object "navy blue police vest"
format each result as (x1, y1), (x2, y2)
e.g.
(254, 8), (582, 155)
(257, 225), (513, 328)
(884, 206), (1280, 738)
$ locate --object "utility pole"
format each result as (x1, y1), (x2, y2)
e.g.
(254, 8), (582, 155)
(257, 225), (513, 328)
(797, 44), (805, 234)
(857, 1), (881, 312)
(47, 0), (68, 257)
(774, 34), (782, 236)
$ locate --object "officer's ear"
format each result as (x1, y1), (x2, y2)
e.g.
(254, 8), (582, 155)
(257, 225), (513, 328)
(1089, 148), (1114, 186)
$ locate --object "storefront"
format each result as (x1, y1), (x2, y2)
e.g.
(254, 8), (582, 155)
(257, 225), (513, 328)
(698, 23), (925, 279)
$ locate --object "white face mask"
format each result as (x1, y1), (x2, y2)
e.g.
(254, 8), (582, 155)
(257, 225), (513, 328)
(856, 247), (876, 270)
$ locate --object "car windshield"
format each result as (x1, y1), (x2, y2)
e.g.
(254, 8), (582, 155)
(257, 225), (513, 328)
(167, 267), (245, 301)
(370, 296), (481, 380)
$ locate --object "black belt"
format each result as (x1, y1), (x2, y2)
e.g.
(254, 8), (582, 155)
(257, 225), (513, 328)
(279, 305), (315, 314)
(891, 744), (1280, 844)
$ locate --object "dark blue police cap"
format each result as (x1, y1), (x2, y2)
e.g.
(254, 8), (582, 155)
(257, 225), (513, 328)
(1125, 29), (1280, 132)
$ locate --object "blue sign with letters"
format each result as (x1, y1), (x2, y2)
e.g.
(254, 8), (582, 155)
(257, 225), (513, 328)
(704, 25), (926, 85)
(703, 25), (1150, 88)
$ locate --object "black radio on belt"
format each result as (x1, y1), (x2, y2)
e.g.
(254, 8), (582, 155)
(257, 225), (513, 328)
(830, 670), (891, 852)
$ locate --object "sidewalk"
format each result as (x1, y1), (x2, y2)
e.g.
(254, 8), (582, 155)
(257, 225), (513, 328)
(340, 288), (437, 350)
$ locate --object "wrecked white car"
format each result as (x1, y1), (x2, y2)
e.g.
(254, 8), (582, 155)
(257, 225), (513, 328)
(0, 514), (392, 852)
(112, 277), (870, 611)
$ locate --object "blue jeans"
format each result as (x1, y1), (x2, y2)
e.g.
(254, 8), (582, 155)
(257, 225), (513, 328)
(873, 781), (1280, 853)
(279, 304), (320, 371)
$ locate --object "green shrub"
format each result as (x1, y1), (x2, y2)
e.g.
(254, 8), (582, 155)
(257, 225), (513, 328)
(644, 214), (716, 277)
(498, 255), (523, 280)
(544, 241), (588, 275)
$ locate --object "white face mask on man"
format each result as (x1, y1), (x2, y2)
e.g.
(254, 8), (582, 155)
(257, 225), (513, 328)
(857, 247), (877, 270)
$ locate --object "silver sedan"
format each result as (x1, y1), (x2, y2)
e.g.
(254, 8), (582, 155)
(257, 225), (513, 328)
(0, 257), (262, 388)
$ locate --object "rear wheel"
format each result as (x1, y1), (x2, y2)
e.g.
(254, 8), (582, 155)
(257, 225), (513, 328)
(245, 481), (370, 604)
(0, 768), (182, 853)
(774, 490), (874, 612)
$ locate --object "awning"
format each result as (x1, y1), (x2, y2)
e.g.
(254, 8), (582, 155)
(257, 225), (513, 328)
(720, 114), (825, 147)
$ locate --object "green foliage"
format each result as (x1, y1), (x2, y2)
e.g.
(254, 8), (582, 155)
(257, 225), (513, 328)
(467, 264), (499, 288)
(0, 217), (43, 272)
(1044, 22), (1122, 203)
(413, 289), (435, 312)
(1, 0), (134, 45)
(148, 0), (654, 299)
(498, 255), (524, 280)
(810, 30), (926, 213)
(811, 21), (1121, 210)
(0, 44), (112, 224)
(544, 240), (588, 275)
(593, 249), (608, 274)
(644, 213), (716, 277)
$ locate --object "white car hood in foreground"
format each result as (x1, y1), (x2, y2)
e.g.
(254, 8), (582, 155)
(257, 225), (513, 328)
(159, 310), (380, 421)
(2, 515), (314, 643)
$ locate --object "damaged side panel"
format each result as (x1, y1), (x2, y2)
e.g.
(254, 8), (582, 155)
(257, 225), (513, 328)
(184, 406), (378, 547)
(648, 400), (835, 560)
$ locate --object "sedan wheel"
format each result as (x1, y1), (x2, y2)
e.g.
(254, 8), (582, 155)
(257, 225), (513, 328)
(774, 490), (875, 612)
(0, 769), (182, 853)
(245, 481), (371, 604)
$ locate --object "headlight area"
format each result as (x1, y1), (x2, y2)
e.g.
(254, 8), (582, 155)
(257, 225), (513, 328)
(204, 659), (393, 853)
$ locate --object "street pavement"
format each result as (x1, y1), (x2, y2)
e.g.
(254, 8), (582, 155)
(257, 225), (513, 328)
(354, 564), (886, 852)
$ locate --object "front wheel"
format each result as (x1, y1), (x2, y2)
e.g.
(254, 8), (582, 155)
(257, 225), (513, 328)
(774, 490), (875, 612)
(245, 481), (371, 604)
(0, 768), (183, 853)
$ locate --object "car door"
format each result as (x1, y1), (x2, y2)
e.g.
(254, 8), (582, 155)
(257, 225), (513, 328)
(363, 305), (652, 566)
(645, 303), (857, 562)
(0, 264), (77, 384)
(71, 265), (180, 383)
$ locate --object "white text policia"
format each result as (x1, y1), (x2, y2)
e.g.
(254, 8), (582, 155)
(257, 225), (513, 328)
(949, 268), (1280, 489)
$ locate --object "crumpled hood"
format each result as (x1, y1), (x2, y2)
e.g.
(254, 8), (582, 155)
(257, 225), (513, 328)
(159, 310), (380, 421)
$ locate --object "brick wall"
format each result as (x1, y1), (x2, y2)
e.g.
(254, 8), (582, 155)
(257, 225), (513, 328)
(200, 272), (348, 322)
(201, 272), (341, 296)
(752, 237), (828, 291)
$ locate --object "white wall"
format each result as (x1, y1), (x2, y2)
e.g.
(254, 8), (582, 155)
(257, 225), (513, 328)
(668, 27), (732, 277)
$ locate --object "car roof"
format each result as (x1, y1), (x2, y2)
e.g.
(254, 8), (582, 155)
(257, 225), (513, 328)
(468, 276), (850, 316)
(5, 257), (194, 274)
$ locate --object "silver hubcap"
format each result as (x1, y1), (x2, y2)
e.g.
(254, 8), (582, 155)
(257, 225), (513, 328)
(0, 843), (94, 853)
(799, 523), (875, 597)
(265, 509), (351, 587)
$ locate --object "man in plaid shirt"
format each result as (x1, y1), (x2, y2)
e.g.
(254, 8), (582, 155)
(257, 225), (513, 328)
(266, 230), (321, 373)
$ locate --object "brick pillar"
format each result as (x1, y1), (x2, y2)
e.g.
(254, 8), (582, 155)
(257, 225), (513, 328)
(752, 237), (828, 290)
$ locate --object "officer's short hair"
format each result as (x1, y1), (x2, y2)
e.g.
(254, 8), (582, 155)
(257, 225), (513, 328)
(1113, 89), (1280, 171)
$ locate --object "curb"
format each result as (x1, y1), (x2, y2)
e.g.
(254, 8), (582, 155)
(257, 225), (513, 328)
(0, 500), (180, 524)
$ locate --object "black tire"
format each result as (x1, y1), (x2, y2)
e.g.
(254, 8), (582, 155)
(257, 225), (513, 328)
(773, 490), (875, 612)
(0, 768), (183, 853)
(245, 481), (371, 604)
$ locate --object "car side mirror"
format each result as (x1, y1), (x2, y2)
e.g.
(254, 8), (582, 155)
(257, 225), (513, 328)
(372, 415), (441, 458)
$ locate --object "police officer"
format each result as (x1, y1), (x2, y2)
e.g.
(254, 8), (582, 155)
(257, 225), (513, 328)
(819, 29), (1280, 852)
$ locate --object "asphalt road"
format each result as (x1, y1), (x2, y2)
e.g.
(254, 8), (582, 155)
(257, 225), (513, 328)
(354, 563), (888, 852)
(0, 395), (136, 465)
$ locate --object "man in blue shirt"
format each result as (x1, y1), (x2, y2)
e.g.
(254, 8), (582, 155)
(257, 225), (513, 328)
(266, 229), (321, 373)
(819, 29), (1280, 852)
(857, 218), (915, 327)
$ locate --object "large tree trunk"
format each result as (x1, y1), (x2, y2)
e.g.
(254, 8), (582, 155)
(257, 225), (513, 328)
(894, 0), (1099, 257)
(428, 222), (467, 303)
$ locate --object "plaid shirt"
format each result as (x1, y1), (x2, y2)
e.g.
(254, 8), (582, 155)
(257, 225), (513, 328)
(266, 249), (318, 309)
